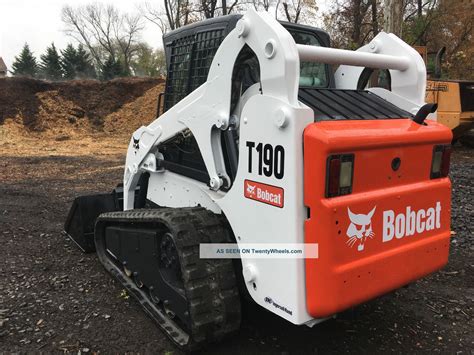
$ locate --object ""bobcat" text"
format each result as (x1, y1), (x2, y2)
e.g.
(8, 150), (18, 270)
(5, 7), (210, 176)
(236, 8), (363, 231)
(382, 202), (442, 242)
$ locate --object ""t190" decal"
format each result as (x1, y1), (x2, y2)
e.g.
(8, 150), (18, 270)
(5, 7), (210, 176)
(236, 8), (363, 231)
(246, 142), (285, 179)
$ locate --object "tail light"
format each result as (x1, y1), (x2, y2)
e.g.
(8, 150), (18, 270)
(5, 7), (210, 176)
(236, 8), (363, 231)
(326, 154), (354, 197)
(431, 145), (451, 179)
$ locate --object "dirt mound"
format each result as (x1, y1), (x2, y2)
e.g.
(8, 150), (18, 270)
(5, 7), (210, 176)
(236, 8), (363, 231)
(103, 84), (163, 134)
(0, 77), (164, 135)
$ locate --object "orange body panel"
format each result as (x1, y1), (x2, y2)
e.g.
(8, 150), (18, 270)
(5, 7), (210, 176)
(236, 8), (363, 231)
(304, 119), (452, 318)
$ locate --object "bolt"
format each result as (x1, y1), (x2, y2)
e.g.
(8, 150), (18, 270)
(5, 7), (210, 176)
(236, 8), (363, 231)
(237, 19), (250, 38)
(275, 108), (289, 128)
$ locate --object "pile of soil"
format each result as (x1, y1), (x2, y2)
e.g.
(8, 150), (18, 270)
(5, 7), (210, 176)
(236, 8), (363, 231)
(0, 77), (165, 137)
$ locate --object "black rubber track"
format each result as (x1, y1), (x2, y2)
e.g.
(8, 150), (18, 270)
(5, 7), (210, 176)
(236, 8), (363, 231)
(94, 207), (241, 350)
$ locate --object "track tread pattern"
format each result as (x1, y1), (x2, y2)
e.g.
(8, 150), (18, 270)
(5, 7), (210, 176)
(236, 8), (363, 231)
(95, 207), (241, 350)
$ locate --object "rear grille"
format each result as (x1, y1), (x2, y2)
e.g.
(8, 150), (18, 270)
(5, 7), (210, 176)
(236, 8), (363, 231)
(299, 88), (413, 121)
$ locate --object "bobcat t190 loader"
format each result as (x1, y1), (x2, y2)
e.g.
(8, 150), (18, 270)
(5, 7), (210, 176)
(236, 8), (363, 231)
(65, 10), (453, 350)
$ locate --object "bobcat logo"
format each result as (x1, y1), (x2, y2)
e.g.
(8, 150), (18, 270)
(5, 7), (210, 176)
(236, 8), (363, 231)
(132, 137), (140, 150)
(346, 206), (376, 252)
(246, 182), (256, 196)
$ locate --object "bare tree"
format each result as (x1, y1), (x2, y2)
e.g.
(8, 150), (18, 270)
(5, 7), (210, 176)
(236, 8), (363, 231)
(222, 0), (228, 14)
(370, 0), (378, 37)
(116, 14), (144, 71)
(198, 0), (241, 17)
(140, 2), (170, 34)
(142, 0), (240, 32)
(141, 0), (194, 32)
(274, 0), (318, 24)
(283, 1), (303, 23)
(253, 0), (273, 11)
(383, 0), (404, 36)
(62, 4), (144, 70)
(200, 0), (219, 18)
(232, 0), (274, 12)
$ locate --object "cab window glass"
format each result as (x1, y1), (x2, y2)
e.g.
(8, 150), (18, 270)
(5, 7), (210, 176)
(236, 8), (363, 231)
(357, 68), (391, 91)
(288, 30), (328, 88)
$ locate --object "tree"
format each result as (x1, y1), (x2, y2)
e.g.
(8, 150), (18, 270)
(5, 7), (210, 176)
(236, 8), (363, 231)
(141, 1), (193, 32)
(402, 0), (440, 46)
(197, 0), (239, 18)
(420, 0), (473, 79)
(322, 0), (472, 80)
(323, 0), (382, 49)
(11, 43), (38, 78)
(383, 0), (404, 36)
(199, 0), (219, 18)
(39, 43), (63, 81)
(75, 44), (97, 79)
(62, 3), (143, 73)
(61, 43), (96, 80)
(131, 44), (166, 77)
(141, 0), (240, 33)
(101, 55), (125, 80)
(163, 0), (193, 29)
(276, 0), (318, 24)
(61, 44), (78, 79)
(248, 0), (273, 11)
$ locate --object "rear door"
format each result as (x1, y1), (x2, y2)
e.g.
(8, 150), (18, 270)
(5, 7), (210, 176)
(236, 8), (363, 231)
(303, 115), (452, 318)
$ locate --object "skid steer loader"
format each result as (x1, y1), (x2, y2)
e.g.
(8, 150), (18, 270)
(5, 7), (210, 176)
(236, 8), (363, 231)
(64, 10), (453, 350)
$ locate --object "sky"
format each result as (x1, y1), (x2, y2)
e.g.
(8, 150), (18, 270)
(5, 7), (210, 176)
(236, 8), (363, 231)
(0, 0), (163, 71)
(0, 0), (329, 73)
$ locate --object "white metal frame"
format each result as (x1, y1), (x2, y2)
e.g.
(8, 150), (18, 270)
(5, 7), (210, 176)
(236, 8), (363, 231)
(334, 32), (427, 115)
(122, 9), (427, 325)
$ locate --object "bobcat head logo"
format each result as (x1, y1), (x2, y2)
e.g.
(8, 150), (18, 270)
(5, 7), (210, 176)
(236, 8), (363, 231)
(132, 137), (140, 150)
(246, 182), (256, 196)
(346, 206), (376, 252)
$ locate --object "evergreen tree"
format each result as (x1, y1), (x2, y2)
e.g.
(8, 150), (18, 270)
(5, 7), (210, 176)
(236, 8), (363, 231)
(60, 44), (78, 79)
(101, 55), (125, 80)
(75, 44), (96, 79)
(11, 43), (38, 77)
(39, 43), (63, 81)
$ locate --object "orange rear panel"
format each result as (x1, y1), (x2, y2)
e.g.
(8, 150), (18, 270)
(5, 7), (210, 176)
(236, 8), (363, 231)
(304, 119), (452, 318)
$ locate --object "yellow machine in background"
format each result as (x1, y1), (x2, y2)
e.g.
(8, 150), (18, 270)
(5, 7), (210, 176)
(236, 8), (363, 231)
(426, 80), (474, 138)
(415, 46), (474, 140)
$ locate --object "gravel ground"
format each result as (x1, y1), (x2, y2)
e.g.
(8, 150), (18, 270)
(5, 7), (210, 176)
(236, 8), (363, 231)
(0, 145), (472, 354)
